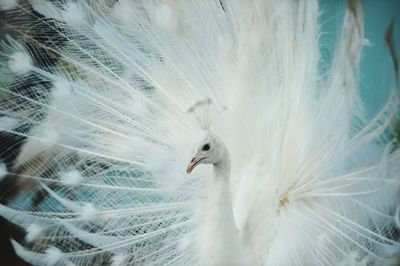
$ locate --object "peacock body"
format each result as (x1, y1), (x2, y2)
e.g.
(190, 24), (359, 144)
(0, 0), (399, 265)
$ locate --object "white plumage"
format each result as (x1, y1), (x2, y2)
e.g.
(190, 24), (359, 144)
(25, 223), (42, 243)
(0, 0), (19, 11)
(8, 50), (32, 75)
(0, 0), (399, 265)
(0, 161), (7, 181)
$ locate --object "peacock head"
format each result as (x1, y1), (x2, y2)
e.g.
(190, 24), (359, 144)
(186, 131), (224, 174)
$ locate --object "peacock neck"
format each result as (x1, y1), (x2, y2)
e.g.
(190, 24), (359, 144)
(213, 148), (231, 181)
(199, 146), (243, 265)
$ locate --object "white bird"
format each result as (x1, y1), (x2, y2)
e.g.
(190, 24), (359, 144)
(0, 0), (399, 265)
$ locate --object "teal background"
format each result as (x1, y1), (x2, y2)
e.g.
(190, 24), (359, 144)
(319, 0), (400, 118)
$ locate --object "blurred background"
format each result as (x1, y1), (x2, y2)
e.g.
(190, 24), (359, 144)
(0, 0), (399, 265)
(320, 0), (400, 118)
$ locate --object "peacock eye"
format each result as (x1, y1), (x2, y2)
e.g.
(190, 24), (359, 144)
(202, 143), (210, 151)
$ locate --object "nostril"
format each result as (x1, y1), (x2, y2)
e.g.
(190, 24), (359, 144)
(190, 158), (195, 163)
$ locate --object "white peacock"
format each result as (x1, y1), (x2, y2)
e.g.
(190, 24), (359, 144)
(0, 0), (399, 265)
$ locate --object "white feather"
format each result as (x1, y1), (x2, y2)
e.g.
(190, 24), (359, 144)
(110, 255), (128, 266)
(0, 116), (19, 130)
(0, 0), (18, 11)
(0, 0), (399, 265)
(31, 0), (61, 20)
(52, 80), (72, 100)
(39, 129), (59, 147)
(25, 224), (42, 242)
(8, 50), (32, 75)
(11, 240), (49, 266)
(59, 169), (83, 185)
(0, 161), (7, 181)
(62, 2), (87, 27)
(80, 203), (98, 221)
(45, 246), (63, 266)
(395, 189), (400, 228)
(154, 2), (178, 31)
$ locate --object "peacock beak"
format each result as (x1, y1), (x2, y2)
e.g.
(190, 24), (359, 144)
(186, 157), (204, 174)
